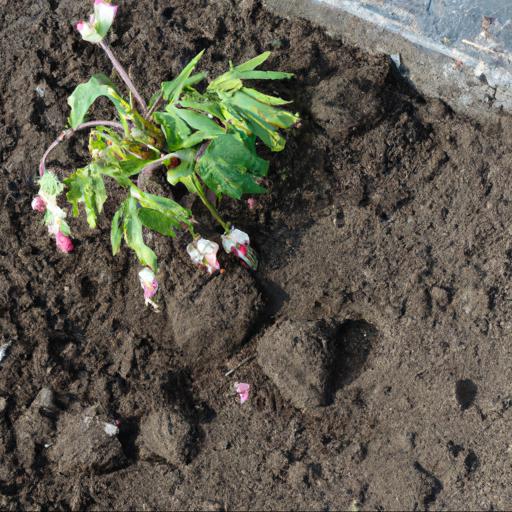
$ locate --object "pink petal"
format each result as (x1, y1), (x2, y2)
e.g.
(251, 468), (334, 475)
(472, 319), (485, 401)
(247, 198), (256, 210)
(143, 278), (158, 299)
(204, 253), (220, 274)
(31, 196), (46, 213)
(75, 21), (85, 32)
(235, 382), (250, 404)
(55, 231), (74, 253)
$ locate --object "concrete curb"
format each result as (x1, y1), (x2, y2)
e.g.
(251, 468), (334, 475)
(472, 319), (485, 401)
(264, 0), (512, 121)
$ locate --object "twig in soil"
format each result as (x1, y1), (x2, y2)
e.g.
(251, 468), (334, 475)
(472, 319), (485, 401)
(461, 39), (501, 55)
(225, 355), (256, 377)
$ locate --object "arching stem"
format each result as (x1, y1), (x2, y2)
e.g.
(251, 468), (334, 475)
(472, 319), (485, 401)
(39, 121), (123, 176)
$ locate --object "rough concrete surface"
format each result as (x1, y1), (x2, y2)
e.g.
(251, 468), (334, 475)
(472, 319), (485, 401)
(264, 0), (512, 120)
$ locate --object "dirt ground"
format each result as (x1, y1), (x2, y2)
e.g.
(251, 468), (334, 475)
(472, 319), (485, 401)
(2, 0), (512, 510)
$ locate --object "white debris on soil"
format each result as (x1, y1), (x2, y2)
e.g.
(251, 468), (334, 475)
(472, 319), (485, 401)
(0, 341), (12, 364)
(103, 422), (119, 437)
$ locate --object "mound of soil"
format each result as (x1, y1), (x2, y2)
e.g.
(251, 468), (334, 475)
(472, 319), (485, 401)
(1, 0), (512, 509)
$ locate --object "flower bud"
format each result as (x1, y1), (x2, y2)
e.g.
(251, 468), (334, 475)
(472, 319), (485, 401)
(55, 231), (74, 253)
(31, 195), (47, 213)
(187, 238), (220, 274)
(138, 267), (158, 302)
(221, 227), (258, 270)
(76, 0), (118, 43)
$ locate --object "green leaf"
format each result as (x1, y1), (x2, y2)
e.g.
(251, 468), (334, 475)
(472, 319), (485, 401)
(133, 188), (192, 229)
(173, 108), (225, 135)
(67, 74), (127, 129)
(118, 159), (156, 176)
(64, 166), (107, 229)
(138, 208), (177, 237)
(123, 197), (158, 271)
(241, 87), (292, 106)
(197, 133), (268, 199)
(229, 90), (299, 130)
(233, 51), (271, 72)
(220, 90), (298, 151)
(38, 172), (64, 197)
(208, 52), (294, 93)
(166, 149), (197, 193)
(162, 51), (205, 104)
(179, 93), (225, 119)
(110, 201), (126, 255)
(155, 111), (191, 150)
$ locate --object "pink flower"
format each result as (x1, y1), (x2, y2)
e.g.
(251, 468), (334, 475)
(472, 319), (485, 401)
(55, 231), (74, 253)
(76, 0), (118, 43)
(138, 268), (159, 307)
(247, 198), (257, 210)
(235, 382), (250, 404)
(221, 227), (258, 270)
(187, 238), (220, 274)
(31, 195), (46, 213)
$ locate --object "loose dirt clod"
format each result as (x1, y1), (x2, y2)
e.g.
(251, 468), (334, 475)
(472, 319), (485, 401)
(14, 388), (57, 471)
(49, 406), (125, 475)
(137, 409), (193, 465)
(257, 319), (336, 410)
(171, 266), (262, 365)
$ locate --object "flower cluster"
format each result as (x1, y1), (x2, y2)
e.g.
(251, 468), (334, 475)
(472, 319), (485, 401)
(32, 173), (74, 254)
(186, 227), (258, 275)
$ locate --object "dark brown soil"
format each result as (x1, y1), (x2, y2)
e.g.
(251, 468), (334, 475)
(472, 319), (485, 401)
(2, 0), (512, 510)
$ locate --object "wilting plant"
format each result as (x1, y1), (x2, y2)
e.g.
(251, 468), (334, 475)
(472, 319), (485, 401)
(35, 0), (299, 310)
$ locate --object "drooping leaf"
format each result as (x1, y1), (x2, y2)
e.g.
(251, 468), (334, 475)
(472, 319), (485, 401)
(218, 90), (298, 151)
(67, 74), (128, 128)
(162, 51), (205, 104)
(110, 200), (126, 255)
(138, 208), (177, 237)
(133, 188), (192, 229)
(241, 87), (292, 106)
(64, 166), (107, 229)
(123, 196), (158, 271)
(197, 133), (268, 199)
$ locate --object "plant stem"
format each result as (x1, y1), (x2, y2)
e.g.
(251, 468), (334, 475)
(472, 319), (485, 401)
(192, 175), (230, 232)
(135, 153), (179, 189)
(39, 121), (124, 176)
(145, 91), (163, 120)
(99, 40), (148, 117)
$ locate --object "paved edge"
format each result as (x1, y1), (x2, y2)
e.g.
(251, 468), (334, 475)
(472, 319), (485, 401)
(264, 0), (512, 121)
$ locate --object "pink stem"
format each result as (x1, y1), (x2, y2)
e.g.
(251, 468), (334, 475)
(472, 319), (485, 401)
(99, 40), (148, 117)
(39, 120), (123, 176)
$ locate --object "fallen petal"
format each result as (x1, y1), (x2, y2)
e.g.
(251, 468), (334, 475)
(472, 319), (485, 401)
(235, 382), (250, 404)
